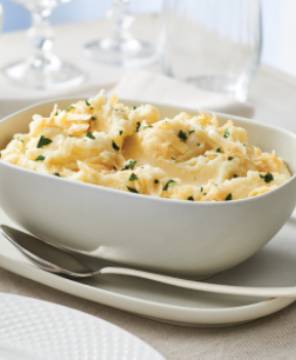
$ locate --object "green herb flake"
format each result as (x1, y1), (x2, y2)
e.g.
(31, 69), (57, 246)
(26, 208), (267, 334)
(132, 106), (137, 110)
(122, 160), (137, 170)
(200, 186), (204, 192)
(55, 111), (59, 116)
(188, 129), (195, 135)
(163, 179), (176, 191)
(142, 125), (153, 130)
(66, 105), (75, 112)
(136, 122), (141, 132)
(223, 129), (230, 138)
(37, 136), (52, 148)
(187, 196), (194, 201)
(228, 156), (234, 161)
(127, 186), (139, 194)
(53, 172), (61, 177)
(35, 155), (45, 161)
(260, 172), (274, 183)
(90, 115), (97, 121)
(232, 174), (238, 178)
(177, 130), (188, 142)
(129, 173), (138, 181)
(216, 147), (222, 153)
(225, 193), (232, 201)
(154, 179), (159, 184)
(196, 143), (201, 147)
(112, 140), (120, 151)
(119, 130), (123, 135)
(86, 132), (95, 140)
(85, 99), (91, 106)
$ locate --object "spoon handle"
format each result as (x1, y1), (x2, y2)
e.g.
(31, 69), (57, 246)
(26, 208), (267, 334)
(100, 267), (296, 299)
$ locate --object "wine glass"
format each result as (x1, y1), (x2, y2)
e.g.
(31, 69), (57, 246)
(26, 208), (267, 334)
(84, 0), (158, 67)
(2, 0), (85, 90)
(162, 0), (262, 101)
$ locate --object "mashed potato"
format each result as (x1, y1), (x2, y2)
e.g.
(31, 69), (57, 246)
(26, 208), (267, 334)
(1, 92), (291, 202)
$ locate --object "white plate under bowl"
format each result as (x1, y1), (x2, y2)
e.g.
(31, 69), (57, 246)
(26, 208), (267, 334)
(0, 209), (296, 327)
(0, 293), (164, 360)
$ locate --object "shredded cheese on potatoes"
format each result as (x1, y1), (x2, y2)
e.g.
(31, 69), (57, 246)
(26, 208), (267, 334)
(1, 92), (291, 202)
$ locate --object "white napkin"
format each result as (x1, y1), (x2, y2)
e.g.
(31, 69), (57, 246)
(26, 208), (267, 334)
(114, 71), (254, 117)
(0, 70), (254, 119)
(0, 81), (115, 118)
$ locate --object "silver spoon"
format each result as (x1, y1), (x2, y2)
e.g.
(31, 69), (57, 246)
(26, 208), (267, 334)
(2, 224), (296, 299)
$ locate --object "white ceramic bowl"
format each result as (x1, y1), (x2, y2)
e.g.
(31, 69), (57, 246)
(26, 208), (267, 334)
(0, 99), (296, 277)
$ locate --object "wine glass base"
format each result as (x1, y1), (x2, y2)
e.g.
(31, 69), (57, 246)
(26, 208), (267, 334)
(85, 38), (157, 67)
(186, 75), (248, 102)
(2, 58), (85, 91)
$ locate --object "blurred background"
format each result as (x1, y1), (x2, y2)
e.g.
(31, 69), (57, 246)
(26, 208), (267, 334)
(1, 0), (295, 77)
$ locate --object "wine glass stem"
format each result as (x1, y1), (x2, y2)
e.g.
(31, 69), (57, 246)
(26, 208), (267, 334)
(111, 0), (131, 45)
(28, 9), (58, 69)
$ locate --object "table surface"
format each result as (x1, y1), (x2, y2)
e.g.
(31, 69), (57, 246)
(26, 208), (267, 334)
(1, 21), (296, 360)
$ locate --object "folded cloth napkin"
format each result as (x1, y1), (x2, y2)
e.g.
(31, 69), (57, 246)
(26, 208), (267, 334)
(114, 71), (254, 118)
(0, 70), (254, 118)
(0, 81), (115, 118)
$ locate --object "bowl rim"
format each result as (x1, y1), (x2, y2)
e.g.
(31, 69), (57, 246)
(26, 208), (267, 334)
(0, 96), (296, 208)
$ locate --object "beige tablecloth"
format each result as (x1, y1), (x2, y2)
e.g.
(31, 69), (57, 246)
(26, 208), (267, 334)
(1, 21), (296, 360)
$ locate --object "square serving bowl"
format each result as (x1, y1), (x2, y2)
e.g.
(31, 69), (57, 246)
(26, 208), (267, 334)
(0, 99), (295, 277)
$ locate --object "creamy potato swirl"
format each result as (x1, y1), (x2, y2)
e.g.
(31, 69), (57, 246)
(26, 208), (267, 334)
(1, 92), (291, 202)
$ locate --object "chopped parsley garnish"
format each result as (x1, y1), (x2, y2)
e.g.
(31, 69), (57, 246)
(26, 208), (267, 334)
(66, 105), (75, 112)
(129, 173), (138, 181)
(136, 122), (141, 132)
(196, 143), (201, 147)
(163, 179), (176, 191)
(142, 125), (153, 130)
(260, 172), (274, 183)
(37, 136), (52, 148)
(132, 106), (137, 110)
(119, 130), (123, 135)
(228, 156), (234, 161)
(112, 140), (120, 151)
(200, 186), (204, 192)
(188, 129), (195, 134)
(35, 155), (45, 161)
(55, 111), (59, 116)
(224, 129), (230, 138)
(86, 132), (95, 140)
(90, 115), (97, 121)
(85, 99), (91, 106)
(225, 193), (232, 201)
(154, 179), (159, 184)
(216, 147), (222, 153)
(122, 160), (137, 170)
(178, 130), (188, 142)
(127, 186), (138, 193)
(187, 196), (194, 201)
(232, 174), (238, 178)
(53, 172), (61, 177)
